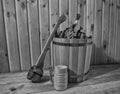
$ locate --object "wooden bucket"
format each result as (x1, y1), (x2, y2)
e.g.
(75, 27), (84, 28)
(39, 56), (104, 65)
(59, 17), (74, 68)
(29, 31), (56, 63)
(83, 37), (92, 80)
(52, 38), (87, 83)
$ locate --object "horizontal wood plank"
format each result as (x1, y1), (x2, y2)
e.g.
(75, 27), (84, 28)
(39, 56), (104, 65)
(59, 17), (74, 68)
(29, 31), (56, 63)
(0, 64), (120, 94)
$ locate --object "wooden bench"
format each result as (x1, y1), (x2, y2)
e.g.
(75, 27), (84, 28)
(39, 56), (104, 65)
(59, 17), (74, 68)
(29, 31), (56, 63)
(0, 64), (120, 94)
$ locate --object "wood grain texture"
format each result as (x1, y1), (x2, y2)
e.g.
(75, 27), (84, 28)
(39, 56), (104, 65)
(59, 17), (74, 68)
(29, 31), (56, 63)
(115, 0), (120, 62)
(86, 0), (94, 65)
(108, 0), (117, 63)
(86, 0), (91, 36)
(2, 0), (20, 72)
(59, 0), (69, 31)
(86, 0), (94, 36)
(39, 0), (50, 69)
(77, 39), (86, 82)
(78, 0), (84, 28)
(69, 0), (78, 27)
(1, 64), (120, 94)
(15, 0), (31, 71)
(27, 0), (41, 66)
(101, 0), (110, 63)
(83, 0), (87, 32)
(53, 38), (61, 67)
(94, 0), (102, 64)
(0, 0), (9, 73)
(53, 38), (69, 67)
(59, 39), (69, 66)
(49, 0), (59, 68)
(84, 38), (92, 74)
(69, 39), (79, 82)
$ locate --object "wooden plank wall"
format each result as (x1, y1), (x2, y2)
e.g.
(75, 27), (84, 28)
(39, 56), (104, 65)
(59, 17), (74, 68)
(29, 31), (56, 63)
(0, 0), (9, 73)
(0, 0), (120, 73)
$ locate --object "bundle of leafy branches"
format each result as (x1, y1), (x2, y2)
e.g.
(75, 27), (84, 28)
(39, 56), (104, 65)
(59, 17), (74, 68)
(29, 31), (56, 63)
(55, 26), (87, 39)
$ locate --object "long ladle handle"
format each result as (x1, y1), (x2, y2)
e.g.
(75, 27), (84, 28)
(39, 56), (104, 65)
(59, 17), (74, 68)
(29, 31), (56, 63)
(35, 14), (66, 67)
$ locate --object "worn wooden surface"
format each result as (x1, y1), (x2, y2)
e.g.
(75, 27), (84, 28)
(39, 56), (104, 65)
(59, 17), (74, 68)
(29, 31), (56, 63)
(101, 0), (110, 63)
(115, 0), (120, 62)
(3, 0), (21, 72)
(39, 0), (50, 69)
(0, 64), (120, 94)
(15, 0), (31, 71)
(108, 0), (117, 63)
(1, 0), (120, 73)
(94, 0), (103, 64)
(69, 39), (79, 82)
(0, 0), (9, 73)
(59, 0), (69, 31)
(27, 0), (41, 66)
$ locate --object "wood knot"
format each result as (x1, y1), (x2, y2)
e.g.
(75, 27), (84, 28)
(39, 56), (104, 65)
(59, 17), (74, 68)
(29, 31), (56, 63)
(52, 24), (55, 28)
(110, 3), (114, 6)
(103, 40), (108, 50)
(80, 3), (83, 7)
(9, 87), (16, 91)
(66, 11), (69, 15)
(21, 1), (26, 9)
(56, 13), (58, 15)
(91, 24), (94, 32)
(5, 53), (8, 56)
(83, 0), (86, 5)
(102, 0), (105, 2)
(31, 0), (35, 3)
(117, 5), (120, 9)
(7, 12), (10, 18)
(51, 13), (54, 16)
(97, 9), (102, 12)
(43, 4), (46, 8)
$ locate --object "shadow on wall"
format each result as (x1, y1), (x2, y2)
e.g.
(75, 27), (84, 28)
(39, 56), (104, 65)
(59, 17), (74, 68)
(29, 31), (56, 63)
(91, 43), (120, 65)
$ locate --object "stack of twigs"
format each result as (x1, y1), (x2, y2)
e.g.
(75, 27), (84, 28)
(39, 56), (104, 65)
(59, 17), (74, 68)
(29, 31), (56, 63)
(55, 14), (88, 39)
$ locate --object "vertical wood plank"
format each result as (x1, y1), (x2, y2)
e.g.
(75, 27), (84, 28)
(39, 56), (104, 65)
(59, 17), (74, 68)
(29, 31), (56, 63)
(115, 0), (120, 62)
(27, 0), (41, 66)
(77, 39), (86, 82)
(94, 0), (102, 64)
(86, 0), (94, 37)
(59, 39), (69, 66)
(2, 0), (20, 72)
(86, 0), (95, 64)
(108, 0), (117, 63)
(86, 0), (91, 36)
(59, 0), (69, 31)
(90, 0), (95, 64)
(49, 0), (59, 68)
(39, 0), (50, 69)
(0, 0), (9, 73)
(69, 0), (78, 27)
(53, 39), (61, 67)
(101, 0), (110, 63)
(83, 0), (87, 32)
(68, 0), (78, 82)
(15, 0), (31, 71)
(49, 0), (59, 29)
(78, 0), (84, 28)
(69, 39), (79, 82)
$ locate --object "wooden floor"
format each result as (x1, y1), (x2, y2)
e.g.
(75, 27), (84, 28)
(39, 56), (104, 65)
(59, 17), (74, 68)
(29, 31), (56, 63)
(0, 64), (120, 94)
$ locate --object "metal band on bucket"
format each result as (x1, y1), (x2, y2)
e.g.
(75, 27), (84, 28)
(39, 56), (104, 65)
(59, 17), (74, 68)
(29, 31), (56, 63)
(86, 42), (92, 45)
(53, 41), (86, 47)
